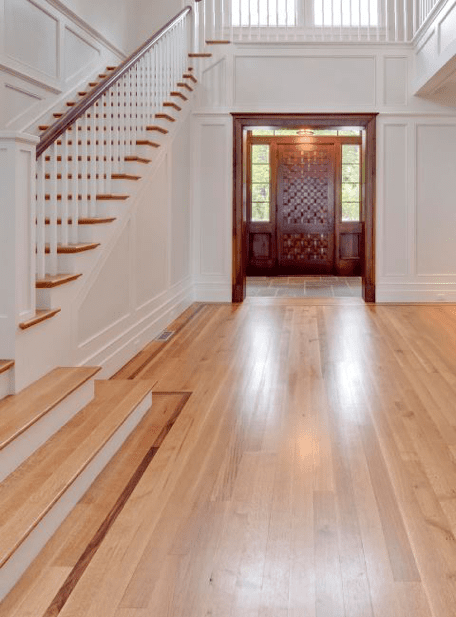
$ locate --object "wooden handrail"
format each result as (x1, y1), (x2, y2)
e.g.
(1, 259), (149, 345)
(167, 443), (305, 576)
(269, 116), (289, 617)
(37, 5), (192, 158)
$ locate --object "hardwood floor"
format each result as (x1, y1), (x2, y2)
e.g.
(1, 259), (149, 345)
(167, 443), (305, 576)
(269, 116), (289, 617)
(2, 300), (456, 616)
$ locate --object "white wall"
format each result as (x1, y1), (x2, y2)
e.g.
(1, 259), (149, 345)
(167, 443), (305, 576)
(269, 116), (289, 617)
(0, 0), (125, 132)
(413, 0), (456, 106)
(193, 44), (456, 302)
(125, 0), (186, 53)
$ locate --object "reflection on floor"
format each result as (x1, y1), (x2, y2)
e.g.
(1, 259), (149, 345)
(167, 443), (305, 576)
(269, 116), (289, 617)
(247, 276), (362, 298)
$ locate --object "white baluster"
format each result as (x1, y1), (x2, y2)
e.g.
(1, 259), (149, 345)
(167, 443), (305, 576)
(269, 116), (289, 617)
(80, 115), (88, 219)
(125, 71), (132, 156)
(71, 121), (80, 237)
(48, 142), (58, 275)
(119, 76), (126, 171)
(89, 103), (97, 216)
(36, 156), (46, 279)
(100, 96), (106, 195)
(106, 91), (113, 190)
(61, 132), (69, 244)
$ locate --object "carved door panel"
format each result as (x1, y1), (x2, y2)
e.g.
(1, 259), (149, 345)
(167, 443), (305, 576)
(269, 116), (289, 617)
(277, 144), (335, 273)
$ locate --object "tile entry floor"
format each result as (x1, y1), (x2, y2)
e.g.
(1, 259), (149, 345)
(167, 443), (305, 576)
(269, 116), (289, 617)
(246, 276), (363, 298)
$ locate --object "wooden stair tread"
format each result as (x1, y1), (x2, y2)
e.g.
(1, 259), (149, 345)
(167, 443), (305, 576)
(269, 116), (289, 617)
(136, 140), (160, 148)
(183, 73), (198, 83)
(0, 360), (14, 376)
(18, 309), (61, 330)
(44, 242), (100, 254)
(43, 217), (116, 225)
(146, 125), (169, 134)
(44, 194), (129, 201)
(111, 173), (141, 180)
(164, 101), (182, 111)
(206, 39), (231, 44)
(36, 273), (82, 288)
(171, 91), (188, 101)
(125, 155), (151, 164)
(188, 52), (212, 57)
(177, 82), (193, 91)
(0, 367), (100, 451)
(155, 113), (176, 122)
(0, 379), (152, 569)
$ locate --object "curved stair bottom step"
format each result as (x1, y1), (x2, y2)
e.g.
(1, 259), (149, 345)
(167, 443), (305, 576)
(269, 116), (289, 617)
(0, 389), (152, 602)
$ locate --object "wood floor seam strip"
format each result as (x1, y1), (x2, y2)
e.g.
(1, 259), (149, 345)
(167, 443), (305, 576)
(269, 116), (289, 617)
(42, 391), (192, 617)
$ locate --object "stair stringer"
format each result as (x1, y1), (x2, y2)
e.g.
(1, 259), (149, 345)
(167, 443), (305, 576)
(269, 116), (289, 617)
(14, 86), (198, 391)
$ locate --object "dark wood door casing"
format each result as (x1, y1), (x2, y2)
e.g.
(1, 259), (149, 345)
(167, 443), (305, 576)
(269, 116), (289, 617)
(233, 114), (377, 303)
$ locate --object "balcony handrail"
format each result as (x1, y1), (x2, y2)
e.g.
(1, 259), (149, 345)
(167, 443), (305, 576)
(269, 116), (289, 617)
(37, 5), (192, 158)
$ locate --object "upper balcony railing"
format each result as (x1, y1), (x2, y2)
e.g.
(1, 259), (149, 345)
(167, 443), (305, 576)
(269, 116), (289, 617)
(196, 0), (442, 43)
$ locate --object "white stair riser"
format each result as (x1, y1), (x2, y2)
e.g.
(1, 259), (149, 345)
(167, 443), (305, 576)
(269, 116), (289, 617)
(43, 178), (140, 196)
(43, 220), (117, 246)
(0, 378), (95, 484)
(44, 249), (101, 275)
(0, 391), (152, 602)
(0, 370), (13, 400)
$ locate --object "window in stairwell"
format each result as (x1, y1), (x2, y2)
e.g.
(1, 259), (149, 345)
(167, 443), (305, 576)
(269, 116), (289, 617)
(251, 145), (271, 222)
(314, 0), (379, 27)
(232, 0), (297, 27)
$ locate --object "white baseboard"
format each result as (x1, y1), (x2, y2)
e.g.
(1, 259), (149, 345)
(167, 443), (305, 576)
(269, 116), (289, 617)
(376, 282), (456, 303)
(194, 282), (231, 302)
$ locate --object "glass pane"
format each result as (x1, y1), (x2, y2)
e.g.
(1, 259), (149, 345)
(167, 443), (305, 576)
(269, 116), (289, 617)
(232, 0), (296, 27)
(274, 129), (299, 135)
(343, 145), (360, 165)
(312, 129), (338, 135)
(342, 183), (360, 202)
(252, 144), (269, 164)
(252, 184), (270, 202)
(252, 202), (270, 222)
(342, 164), (359, 183)
(342, 202), (360, 222)
(251, 129), (275, 136)
(252, 165), (270, 183)
(338, 129), (361, 136)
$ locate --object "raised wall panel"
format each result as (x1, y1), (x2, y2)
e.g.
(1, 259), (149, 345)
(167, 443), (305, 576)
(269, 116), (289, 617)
(416, 124), (456, 276)
(135, 158), (168, 307)
(199, 123), (229, 276)
(415, 29), (437, 78)
(234, 56), (376, 108)
(382, 124), (409, 277)
(78, 224), (131, 344)
(384, 57), (407, 106)
(439, 1), (456, 54)
(5, 0), (58, 78)
(170, 120), (191, 285)
(64, 26), (100, 82)
(3, 83), (42, 128)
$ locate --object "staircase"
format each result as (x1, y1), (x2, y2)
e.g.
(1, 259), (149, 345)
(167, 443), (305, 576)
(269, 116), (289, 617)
(0, 2), (213, 606)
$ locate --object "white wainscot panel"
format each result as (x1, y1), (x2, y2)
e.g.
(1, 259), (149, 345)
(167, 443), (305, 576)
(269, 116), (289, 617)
(416, 124), (456, 276)
(5, 0), (58, 79)
(201, 59), (226, 108)
(415, 29), (437, 79)
(199, 123), (229, 276)
(135, 158), (168, 307)
(381, 124), (409, 277)
(234, 56), (376, 108)
(3, 83), (42, 128)
(64, 26), (100, 83)
(384, 57), (407, 106)
(78, 224), (131, 344)
(170, 120), (191, 286)
(439, 1), (456, 54)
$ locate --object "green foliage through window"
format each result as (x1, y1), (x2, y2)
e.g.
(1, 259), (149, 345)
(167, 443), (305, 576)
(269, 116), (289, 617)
(251, 145), (270, 222)
(342, 145), (361, 221)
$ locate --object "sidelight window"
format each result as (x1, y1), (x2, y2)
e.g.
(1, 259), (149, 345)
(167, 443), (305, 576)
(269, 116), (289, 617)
(251, 145), (271, 222)
(341, 144), (361, 221)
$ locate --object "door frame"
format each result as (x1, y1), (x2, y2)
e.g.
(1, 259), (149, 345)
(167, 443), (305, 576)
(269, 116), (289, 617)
(232, 113), (377, 303)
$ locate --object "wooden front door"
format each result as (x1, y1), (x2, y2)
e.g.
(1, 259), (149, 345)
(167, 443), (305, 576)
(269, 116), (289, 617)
(276, 143), (335, 274)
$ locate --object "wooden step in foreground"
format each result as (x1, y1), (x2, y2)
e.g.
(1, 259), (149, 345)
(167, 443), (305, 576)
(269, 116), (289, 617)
(0, 391), (188, 615)
(0, 367), (100, 483)
(0, 379), (153, 601)
(18, 309), (61, 330)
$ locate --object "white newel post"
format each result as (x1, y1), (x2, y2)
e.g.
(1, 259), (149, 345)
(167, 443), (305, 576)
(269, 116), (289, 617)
(0, 132), (39, 366)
